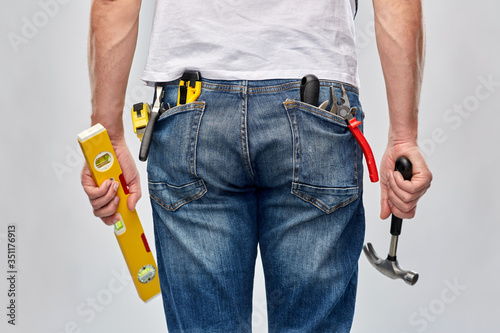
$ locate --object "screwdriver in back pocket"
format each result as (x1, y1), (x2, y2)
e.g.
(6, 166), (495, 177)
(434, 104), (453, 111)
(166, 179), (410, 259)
(300, 74), (320, 106)
(138, 85), (169, 162)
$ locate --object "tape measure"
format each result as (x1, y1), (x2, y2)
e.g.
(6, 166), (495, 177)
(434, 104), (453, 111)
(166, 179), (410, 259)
(131, 103), (150, 141)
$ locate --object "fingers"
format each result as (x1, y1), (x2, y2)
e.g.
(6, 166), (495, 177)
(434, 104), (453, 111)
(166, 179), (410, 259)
(100, 214), (121, 226)
(90, 181), (121, 223)
(92, 187), (120, 219)
(385, 166), (432, 219)
(90, 181), (119, 208)
(81, 166), (121, 224)
(378, 144), (433, 220)
(80, 144), (142, 226)
(387, 176), (418, 219)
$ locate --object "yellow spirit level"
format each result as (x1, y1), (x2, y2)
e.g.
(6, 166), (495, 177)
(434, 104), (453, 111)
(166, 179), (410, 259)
(77, 124), (160, 302)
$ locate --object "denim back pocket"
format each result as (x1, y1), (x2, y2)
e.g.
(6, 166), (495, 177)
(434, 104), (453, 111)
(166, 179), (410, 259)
(147, 101), (207, 211)
(283, 100), (361, 214)
(149, 179), (207, 212)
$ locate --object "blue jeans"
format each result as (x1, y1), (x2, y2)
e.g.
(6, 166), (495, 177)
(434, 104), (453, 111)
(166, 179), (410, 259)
(147, 79), (366, 332)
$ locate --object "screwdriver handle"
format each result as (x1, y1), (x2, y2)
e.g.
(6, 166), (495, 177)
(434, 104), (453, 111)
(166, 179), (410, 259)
(300, 74), (320, 106)
(138, 111), (160, 162)
(390, 156), (413, 236)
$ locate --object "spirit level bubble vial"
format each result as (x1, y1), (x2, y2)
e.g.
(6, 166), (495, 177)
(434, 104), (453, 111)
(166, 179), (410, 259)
(77, 123), (160, 302)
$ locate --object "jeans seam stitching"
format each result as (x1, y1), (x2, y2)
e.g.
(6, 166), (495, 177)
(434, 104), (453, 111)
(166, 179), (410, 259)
(285, 100), (348, 127)
(149, 185), (207, 211)
(158, 103), (205, 121)
(284, 104), (300, 184)
(240, 88), (256, 182)
(169, 80), (358, 94)
(291, 187), (359, 214)
(188, 110), (195, 175)
(192, 106), (205, 177)
(296, 109), (302, 184)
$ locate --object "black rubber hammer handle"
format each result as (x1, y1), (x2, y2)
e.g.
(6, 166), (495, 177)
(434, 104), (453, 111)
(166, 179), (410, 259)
(390, 157), (413, 236)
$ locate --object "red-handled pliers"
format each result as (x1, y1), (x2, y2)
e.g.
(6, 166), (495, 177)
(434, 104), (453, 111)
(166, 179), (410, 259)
(331, 85), (379, 183)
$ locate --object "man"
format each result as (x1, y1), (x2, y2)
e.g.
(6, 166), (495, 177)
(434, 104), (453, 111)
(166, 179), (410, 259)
(82, 0), (432, 332)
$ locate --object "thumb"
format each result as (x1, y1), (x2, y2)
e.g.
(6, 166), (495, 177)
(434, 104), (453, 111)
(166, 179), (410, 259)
(126, 180), (142, 211)
(380, 181), (391, 220)
(380, 197), (392, 220)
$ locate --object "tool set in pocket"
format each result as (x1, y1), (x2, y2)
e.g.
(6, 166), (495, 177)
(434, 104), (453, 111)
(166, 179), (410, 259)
(300, 74), (379, 183)
(131, 71), (202, 162)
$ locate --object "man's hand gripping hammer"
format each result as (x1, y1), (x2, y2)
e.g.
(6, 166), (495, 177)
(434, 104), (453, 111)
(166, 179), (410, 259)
(363, 156), (419, 286)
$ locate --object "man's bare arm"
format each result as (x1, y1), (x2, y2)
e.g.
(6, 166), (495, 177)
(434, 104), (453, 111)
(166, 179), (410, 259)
(82, 0), (142, 225)
(89, 0), (141, 138)
(373, 0), (432, 219)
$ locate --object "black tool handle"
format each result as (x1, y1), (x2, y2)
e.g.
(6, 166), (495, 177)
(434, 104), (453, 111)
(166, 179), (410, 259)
(138, 111), (160, 162)
(390, 156), (413, 236)
(300, 74), (320, 106)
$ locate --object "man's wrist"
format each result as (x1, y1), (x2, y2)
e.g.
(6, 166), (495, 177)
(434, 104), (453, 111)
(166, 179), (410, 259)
(91, 111), (125, 142)
(388, 128), (418, 146)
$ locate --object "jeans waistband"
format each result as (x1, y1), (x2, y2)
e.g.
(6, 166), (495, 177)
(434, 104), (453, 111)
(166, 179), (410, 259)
(158, 78), (359, 95)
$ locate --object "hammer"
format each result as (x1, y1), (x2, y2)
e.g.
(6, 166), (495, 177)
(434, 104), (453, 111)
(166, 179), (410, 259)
(363, 156), (419, 286)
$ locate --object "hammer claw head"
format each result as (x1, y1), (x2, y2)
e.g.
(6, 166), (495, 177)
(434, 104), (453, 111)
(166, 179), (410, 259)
(363, 243), (382, 264)
(363, 243), (419, 286)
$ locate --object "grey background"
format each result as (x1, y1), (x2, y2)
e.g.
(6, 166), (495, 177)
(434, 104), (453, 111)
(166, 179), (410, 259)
(1, 0), (499, 332)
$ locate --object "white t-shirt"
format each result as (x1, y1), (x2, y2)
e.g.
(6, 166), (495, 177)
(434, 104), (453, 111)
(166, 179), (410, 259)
(142, 0), (359, 87)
